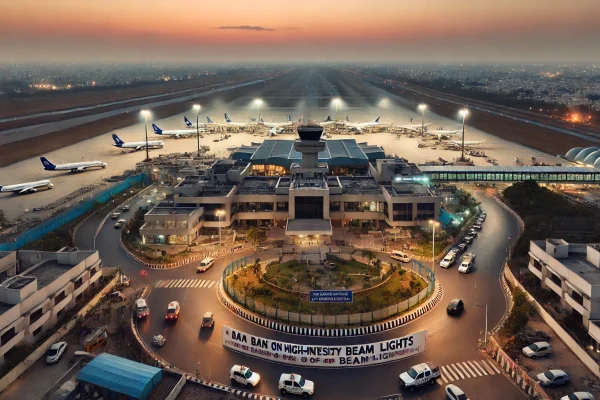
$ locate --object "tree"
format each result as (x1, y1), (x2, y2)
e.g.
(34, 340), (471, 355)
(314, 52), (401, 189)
(362, 250), (375, 265)
(246, 226), (266, 246)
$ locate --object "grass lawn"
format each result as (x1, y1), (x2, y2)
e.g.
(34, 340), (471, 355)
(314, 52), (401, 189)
(227, 266), (427, 315)
(331, 260), (369, 274)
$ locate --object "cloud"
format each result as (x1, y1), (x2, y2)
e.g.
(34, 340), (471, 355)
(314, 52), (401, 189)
(218, 25), (275, 31)
(280, 26), (302, 30)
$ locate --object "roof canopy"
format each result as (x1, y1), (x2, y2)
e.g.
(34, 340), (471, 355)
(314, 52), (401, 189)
(77, 353), (163, 399)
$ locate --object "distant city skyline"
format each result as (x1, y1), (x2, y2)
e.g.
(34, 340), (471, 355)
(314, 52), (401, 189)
(1, 0), (600, 63)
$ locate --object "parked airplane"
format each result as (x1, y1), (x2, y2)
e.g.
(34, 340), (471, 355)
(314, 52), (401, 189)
(423, 127), (462, 139)
(319, 115), (339, 126)
(224, 113), (253, 127)
(0, 180), (53, 194)
(447, 139), (486, 146)
(112, 134), (164, 151)
(397, 122), (432, 132)
(260, 114), (293, 128)
(152, 123), (197, 138)
(40, 157), (106, 173)
(344, 116), (381, 132)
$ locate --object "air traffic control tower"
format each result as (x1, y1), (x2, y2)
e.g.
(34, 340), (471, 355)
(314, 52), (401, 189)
(286, 126), (333, 237)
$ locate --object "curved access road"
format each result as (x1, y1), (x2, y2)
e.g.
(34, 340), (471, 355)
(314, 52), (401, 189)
(76, 190), (524, 399)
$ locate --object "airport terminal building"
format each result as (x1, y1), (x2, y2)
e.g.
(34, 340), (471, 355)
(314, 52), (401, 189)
(140, 126), (441, 245)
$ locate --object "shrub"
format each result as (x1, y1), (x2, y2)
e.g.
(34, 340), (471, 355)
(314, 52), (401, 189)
(501, 287), (534, 335)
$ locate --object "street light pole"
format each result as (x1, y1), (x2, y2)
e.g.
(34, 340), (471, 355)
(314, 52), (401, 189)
(428, 219), (439, 274)
(459, 109), (469, 161)
(216, 210), (224, 248)
(418, 104), (427, 135)
(476, 302), (488, 346)
(141, 110), (150, 161)
(193, 104), (201, 157)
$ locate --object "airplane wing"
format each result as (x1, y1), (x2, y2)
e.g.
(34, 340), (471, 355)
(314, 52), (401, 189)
(19, 185), (38, 194)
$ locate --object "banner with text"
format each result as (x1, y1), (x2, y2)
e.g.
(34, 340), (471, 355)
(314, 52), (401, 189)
(222, 325), (427, 367)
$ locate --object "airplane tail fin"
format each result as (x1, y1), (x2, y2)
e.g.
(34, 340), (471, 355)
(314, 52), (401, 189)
(375, 116), (380, 123)
(206, 116), (214, 123)
(326, 115), (332, 122)
(40, 157), (56, 170)
(152, 124), (162, 134)
(224, 113), (231, 123)
(112, 134), (124, 146)
(288, 114), (291, 122)
(260, 117), (264, 123)
(346, 116), (350, 122)
(184, 116), (193, 127)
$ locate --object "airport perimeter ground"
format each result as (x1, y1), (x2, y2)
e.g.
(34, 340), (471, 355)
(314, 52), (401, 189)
(0, 68), (579, 220)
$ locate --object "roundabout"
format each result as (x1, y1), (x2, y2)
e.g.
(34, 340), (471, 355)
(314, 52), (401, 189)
(77, 191), (525, 399)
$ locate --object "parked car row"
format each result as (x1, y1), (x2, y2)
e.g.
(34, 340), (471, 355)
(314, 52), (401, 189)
(230, 366), (315, 397)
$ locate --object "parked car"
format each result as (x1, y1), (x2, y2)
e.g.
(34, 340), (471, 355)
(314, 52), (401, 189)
(230, 365), (261, 388)
(278, 373), (315, 397)
(560, 392), (595, 400)
(457, 243), (467, 252)
(472, 223), (482, 230)
(108, 291), (126, 302)
(46, 342), (67, 364)
(516, 329), (550, 344)
(447, 299), (464, 316)
(440, 252), (457, 268)
(468, 229), (478, 237)
(537, 370), (570, 387)
(464, 235), (474, 244)
(201, 312), (214, 328)
(446, 384), (469, 400)
(522, 341), (551, 358)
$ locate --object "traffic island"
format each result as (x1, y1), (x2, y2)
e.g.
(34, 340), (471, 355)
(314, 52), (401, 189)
(218, 255), (443, 336)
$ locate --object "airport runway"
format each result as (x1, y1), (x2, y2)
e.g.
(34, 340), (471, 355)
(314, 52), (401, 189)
(0, 68), (564, 220)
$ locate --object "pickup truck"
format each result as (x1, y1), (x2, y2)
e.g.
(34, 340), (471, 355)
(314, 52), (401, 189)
(399, 362), (441, 391)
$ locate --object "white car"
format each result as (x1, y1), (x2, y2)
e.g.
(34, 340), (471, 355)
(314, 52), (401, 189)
(472, 224), (482, 230)
(46, 342), (67, 364)
(230, 365), (260, 388)
(152, 334), (166, 347)
(522, 341), (551, 358)
(468, 229), (477, 237)
(458, 260), (473, 274)
(537, 369), (570, 387)
(446, 384), (469, 400)
(561, 392), (595, 400)
(278, 373), (315, 397)
(440, 253), (457, 268)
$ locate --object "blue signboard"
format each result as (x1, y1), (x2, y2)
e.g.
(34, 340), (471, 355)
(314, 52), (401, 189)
(309, 290), (353, 303)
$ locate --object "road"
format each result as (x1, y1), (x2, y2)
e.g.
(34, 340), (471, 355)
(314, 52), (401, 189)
(76, 189), (524, 400)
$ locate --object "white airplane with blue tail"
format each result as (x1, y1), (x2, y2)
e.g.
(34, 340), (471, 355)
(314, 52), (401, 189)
(0, 180), (53, 194)
(112, 134), (164, 151)
(40, 157), (106, 173)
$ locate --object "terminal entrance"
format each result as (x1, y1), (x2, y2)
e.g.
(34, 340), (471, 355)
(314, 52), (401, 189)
(295, 196), (324, 219)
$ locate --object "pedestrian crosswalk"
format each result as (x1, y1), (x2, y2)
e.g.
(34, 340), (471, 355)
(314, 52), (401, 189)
(437, 359), (501, 385)
(155, 279), (218, 289)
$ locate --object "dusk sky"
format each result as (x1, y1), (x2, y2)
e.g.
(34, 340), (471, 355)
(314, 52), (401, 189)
(2, 0), (600, 63)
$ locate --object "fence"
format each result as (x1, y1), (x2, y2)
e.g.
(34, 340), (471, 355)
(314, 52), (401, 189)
(222, 256), (435, 327)
(0, 174), (147, 251)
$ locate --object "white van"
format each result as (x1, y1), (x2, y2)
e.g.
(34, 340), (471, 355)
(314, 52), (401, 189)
(440, 252), (457, 268)
(390, 250), (410, 263)
(197, 257), (215, 272)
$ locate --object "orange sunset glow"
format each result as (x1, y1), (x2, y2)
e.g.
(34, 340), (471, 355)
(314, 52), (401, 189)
(1, 0), (599, 62)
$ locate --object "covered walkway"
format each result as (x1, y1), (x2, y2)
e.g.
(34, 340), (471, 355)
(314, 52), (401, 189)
(420, 165), (600, 183)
